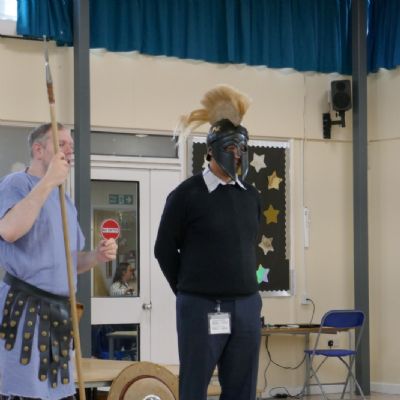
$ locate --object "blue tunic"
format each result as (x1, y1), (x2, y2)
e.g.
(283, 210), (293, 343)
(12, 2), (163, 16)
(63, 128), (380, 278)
(0, 171), (85, 399)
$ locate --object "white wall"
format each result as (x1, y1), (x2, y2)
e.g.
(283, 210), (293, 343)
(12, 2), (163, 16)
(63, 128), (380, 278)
(0, 36), (398, 394)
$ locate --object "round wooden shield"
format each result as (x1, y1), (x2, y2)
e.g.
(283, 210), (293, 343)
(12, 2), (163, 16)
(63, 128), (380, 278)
(107, 361), (178, 400)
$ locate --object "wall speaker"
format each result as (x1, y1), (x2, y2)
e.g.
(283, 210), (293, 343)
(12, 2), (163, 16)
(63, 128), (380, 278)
(331, 79), (352, 112)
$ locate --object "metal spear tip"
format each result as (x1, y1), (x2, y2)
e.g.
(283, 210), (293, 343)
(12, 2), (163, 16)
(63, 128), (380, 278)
(43, 36), (53, 84)
(43, 35), (49, 63)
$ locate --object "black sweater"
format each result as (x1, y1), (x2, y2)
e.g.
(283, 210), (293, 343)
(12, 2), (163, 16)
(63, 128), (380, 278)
(154, 173), (261, 297)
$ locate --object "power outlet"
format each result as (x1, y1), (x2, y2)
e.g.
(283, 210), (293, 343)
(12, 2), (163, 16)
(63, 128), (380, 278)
(327, 336), (339, 348)
(300, 293), (311, 305)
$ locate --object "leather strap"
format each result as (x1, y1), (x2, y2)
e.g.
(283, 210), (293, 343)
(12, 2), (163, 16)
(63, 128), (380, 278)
(0, 273), (72, 387)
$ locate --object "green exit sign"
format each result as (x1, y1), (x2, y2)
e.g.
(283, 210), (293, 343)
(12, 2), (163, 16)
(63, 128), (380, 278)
(109, 194), (134, 205)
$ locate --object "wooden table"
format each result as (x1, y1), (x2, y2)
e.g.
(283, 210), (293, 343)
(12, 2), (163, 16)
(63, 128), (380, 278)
(74, 358), (135, 388)
(261, 325), (339, 336)
(260, 325), (348, 396)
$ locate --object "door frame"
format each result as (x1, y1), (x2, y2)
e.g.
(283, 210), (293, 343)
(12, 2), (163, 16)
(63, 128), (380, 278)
(88, 155), (181, 361)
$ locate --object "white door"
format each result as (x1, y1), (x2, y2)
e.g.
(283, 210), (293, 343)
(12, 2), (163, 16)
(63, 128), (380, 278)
(90, 157), (180, 363)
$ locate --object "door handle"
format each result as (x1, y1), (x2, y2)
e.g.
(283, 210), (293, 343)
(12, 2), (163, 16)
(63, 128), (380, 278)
(142, 302), (152, 310)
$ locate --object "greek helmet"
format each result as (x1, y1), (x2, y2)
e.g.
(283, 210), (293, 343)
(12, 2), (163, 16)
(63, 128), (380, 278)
(175, 84), (251, 180)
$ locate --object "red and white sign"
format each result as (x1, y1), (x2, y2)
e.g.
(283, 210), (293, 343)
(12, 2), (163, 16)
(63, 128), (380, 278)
(100, 219), (120, 240)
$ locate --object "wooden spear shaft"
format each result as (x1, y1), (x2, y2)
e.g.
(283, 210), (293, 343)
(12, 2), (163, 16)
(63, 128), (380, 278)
(44, 38), (86, 400)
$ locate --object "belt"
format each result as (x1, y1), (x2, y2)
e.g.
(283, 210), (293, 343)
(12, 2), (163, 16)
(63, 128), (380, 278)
(0, 273), (73, 388)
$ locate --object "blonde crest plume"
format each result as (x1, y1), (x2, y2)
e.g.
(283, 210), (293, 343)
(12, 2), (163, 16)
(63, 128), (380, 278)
(174, 84), (251, 144)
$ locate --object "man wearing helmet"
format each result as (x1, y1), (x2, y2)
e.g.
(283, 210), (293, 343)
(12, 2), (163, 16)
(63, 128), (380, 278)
(155, 86), (262, 400)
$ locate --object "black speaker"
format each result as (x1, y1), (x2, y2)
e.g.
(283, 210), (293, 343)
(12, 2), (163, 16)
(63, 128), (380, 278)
(331, 79), (352, 112)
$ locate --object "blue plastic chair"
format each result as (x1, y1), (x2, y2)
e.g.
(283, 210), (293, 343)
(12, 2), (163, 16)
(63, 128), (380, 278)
(302, 310), (365, 400)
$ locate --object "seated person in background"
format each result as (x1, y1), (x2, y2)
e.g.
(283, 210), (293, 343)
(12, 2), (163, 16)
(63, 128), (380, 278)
(110, 262), (135, 296)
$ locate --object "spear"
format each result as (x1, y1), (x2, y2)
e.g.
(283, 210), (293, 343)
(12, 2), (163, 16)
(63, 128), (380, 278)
(43, 36), (86, 400)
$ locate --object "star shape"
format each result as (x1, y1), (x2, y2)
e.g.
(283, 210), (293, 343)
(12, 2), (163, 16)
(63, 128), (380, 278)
(268, 170), (283, 190)
(263, 204), (280, 224)
(262, 268), (270, 283)
(250, 153), (267, 173)
(256, 265), (270, 284)
(258, 235), (274, 255)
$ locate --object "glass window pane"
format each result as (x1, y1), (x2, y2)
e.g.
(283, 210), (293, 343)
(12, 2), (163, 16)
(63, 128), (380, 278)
(91, 131), (177, 158)
(92, 323), (139, 360)
(91, 180), (139, 297)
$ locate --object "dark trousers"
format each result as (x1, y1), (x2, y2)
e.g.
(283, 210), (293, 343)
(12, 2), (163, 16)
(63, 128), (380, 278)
(176, 292), (262, 400)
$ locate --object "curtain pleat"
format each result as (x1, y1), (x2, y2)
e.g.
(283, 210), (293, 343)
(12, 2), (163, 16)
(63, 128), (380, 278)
(16, 0), (400, 74)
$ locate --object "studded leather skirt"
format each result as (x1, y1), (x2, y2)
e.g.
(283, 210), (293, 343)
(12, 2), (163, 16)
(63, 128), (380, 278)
(0, 273), (73, 388)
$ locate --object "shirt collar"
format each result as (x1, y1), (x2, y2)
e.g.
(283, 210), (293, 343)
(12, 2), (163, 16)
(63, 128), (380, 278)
(202, 166), (246, 193)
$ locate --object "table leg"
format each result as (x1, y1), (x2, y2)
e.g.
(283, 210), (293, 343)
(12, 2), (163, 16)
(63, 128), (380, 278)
(305, 333), (310, 396)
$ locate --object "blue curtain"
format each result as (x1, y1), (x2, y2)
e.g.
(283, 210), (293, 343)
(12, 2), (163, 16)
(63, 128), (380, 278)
(16, 0), (400, 74)
(368, 0), (400, 72)
(17, 0), (73, 44)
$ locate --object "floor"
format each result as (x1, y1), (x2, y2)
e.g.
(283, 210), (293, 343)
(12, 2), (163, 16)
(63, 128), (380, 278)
(260, 395), (400, 400)
(94, 391), (399, 400)
(206, 394), (400, 400)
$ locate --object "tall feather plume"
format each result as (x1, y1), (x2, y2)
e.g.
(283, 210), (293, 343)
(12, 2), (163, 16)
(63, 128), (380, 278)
(174, 84), (251, 144)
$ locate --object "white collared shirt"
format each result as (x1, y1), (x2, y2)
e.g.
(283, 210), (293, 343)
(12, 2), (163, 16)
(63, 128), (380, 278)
(202, 166), (246, 193)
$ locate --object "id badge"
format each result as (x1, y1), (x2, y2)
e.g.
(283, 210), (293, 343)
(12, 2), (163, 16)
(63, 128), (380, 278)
(208, 312), (231, 335)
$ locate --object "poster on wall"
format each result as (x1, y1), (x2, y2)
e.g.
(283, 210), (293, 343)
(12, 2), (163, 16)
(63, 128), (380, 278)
(190, 137), (290, 295)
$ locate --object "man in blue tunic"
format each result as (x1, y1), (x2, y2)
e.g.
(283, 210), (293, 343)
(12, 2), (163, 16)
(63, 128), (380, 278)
(0, 123), (118, 400)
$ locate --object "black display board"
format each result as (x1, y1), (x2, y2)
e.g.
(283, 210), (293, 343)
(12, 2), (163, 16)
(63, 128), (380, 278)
(192, 141), (290, 293)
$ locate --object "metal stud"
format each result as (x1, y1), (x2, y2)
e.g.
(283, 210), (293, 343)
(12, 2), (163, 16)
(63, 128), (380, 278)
(0, 332), (5, 339)
(53, 321), (59, 327)
(18, 300), (24, 306)
(21, 358), (28, 365)
(53, 340), (59, 346)
(41, 331), (47, 337)
(29, 307), (35, 313)
(43, 315), (48, 320)
(9, 333), (14, 339)
(52, 369), (57, 374)
(43, 357), (48, 364)
(62, 350), (68, 357)
(24, 332), (31, 340)
(15, 311), (20, 316)
(52, 383), (57, 388)
(5, 343), (12, 350)
(23, 345), (29, 352)
(8, 292), (13, 298)
(27, 321), (33, 327)
(40, 374), (47, 381)
(3, 309), (8, 316)
(40, 344), (47, 352)
(63, 378), (69, 384)
(10, 320), (16, 327)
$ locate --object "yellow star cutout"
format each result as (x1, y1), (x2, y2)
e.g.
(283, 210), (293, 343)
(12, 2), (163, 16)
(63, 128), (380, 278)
(268, 170), (283, 190)
(263, 204), (279, 224)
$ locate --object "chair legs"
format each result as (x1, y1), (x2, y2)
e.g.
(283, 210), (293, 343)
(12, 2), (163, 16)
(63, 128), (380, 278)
(302, 354), (366, 400)
(338, 357), (366, 400)
(302, 355), (330, 400)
